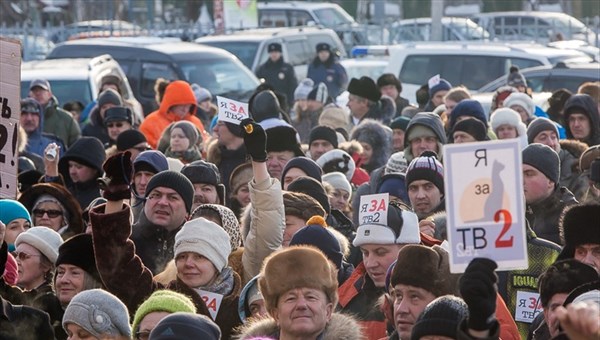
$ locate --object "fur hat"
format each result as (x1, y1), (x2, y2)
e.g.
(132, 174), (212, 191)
(171, 121), (200, 147)
(132, 290), (196, 333)
(258, 246), (338, 315)
(506, 66), (527, 88)
(350, 119), (392, 168)
(348, 76), (382, 102)
(579, 145), (600, 174)
(354, 203), (420, 246)
(451, 117), (488, 142)
(265, 126), (304, 157)
(538, 259), (598, 307)
(449, 99), (488, 129)
(377, 73), (402, 92)
(15, 227), (63, 263)
(97, 88), (122, 108)
(280, 157), (323, 188)
(309, 125), (338, 148)
(294, 78), (314, 101)
(390, 244), (457, 296)
(316, 149), (356, 181)
(411, 296), (469, 340)
(428, 78), (451, 97)
(229, 162), (253, 195)
(174, 217), (232, 272)
(522, 143), (560, 185)
(406, 151), (444, 194)
(490, 108), (528, 140)
(55, 234), (100, 282)
(149, 312), (221, 340)
(504, 92), (535, 119)
(287, 176), (330, 215)
(145, 170), (195, 213)
(283, 191), (326, 221)
(560, 204), (600, 249)
(307, 82), (328, 105)
(62, 289), (131, 338)
(322, 172), (352, 194)
(117, 129), (147, 152)
(527, 117), (560, 144)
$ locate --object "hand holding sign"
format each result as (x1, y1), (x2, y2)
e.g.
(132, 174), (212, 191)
(216, 96), (249, 125)
(359, 193), (389, 226)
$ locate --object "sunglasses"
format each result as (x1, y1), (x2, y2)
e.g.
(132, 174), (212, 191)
(32, 209), (63, 218)
(107, 122), (125, 128)
(13, 251), (41, 261)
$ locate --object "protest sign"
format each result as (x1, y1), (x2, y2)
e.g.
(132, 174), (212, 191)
(198, 290), (224, 320)
(216, 96), (249, 125)
(358, 193), (389, 226)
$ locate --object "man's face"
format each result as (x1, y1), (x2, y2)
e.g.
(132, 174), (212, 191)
(68, 161), (97, 183)
(522, 164), (554, 205)
(380, 85), (399, 99)
(392, 284), (437, 339)
(543, 293), (569, 337)
(408, 180), (442, 219)
(283, 168), (307, 191)
(106, 120), (131, 141)
(283, 215), (307, 247)
(409, 135), (438, 158)
(273, 287), (333, 339)
(267, 151), (294, 180)
(568, 113), (591, 141)
(29, 87), (52, 106)
(20, 112), (40, 133)
(392, 129), (405, 152)
(269, 51), (282, 62)
(453, 131), (476, 144)
(347, 94), (369, 117)
(144, 187), (188, 230)
(533, 130), (559, 152)
(192, 183), (219, 211)
(213, 121), (239, 148)
(431, 90), (448, 107)
(309, 140), (334, 161)
(360, 244), (404, 287)
(574, 244), (600, 273)
(134, 171), (155, 197)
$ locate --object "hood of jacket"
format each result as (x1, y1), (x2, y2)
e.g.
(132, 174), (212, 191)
(403, 112), (446, 162)
(237, 312), (363, 340)
(158, 80), (198, 119)
(563, 94), (600, 145)
(237, 275), (259, 323)
(350, 119), (392, 170)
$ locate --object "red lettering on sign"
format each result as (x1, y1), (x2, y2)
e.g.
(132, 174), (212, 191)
(494, 209), (514, 248)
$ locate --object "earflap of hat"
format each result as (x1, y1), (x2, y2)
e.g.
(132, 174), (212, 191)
(397, 210), (421, 244)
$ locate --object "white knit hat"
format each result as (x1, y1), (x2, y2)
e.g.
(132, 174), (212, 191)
(323, 172), (352, 194)
(490, 108), (528, 148)
(316, 149), (356, 181)
(15, 226), (63, 263)
(503, 93), (535, 118)
(174, 218), (231, 272)
(294, 78), (314, 101)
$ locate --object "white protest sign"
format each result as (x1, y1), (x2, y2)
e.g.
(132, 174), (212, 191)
(427, 74), (441, 89)
(443, 139), (528, 273)
(216, 96), (249, 125)
(358, 193), (389, 226)
(198, 290), (224, 320)
(0, 37), (21, 199)
(515, 291), (543, 323)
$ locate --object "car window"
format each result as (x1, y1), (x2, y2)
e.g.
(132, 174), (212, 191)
(289, 10), (313, 26)
(313, 8), (354, 26)
(259, 10), (288, 27)
(21, 80), (93, 106)
(198, 41), (260, 69)
(507, 57), (543, 70)
(285, 39), (311, 66)
(543, 76), (590, 93)
(141, 62), (178, 97)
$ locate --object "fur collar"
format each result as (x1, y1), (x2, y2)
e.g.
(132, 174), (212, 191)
(236, 312), (363, 340)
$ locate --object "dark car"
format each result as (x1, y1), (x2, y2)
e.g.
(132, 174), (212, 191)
(47, 37), (260, 114)
(477, 62), (600, 94)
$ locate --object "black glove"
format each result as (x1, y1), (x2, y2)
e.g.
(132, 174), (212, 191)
(97, 151), (133, 201)
(459, 257), (498, 331)
(241, 118), (267, 162)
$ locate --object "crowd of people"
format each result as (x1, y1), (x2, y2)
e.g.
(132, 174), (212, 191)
(1, 40), (599, 340)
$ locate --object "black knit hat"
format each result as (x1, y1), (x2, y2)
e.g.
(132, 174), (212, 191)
(265, 126), (304, 156)
(560, 204), (600, 249)
(250, 90), (284, 122)
(104, 106), (132, 125)
(522, 143), (560, 185)
(116, 129), (147, 151)
(527, 117), (559, 144)
(309, 126), (338, 148)
(145, 170), (195, 213)
(411, 296), (469, 340)
(55, 233), (101, 282)
(280, 157), (323, 188)
(290, 222), (343, 272)
(287, 176), (330, 215)
(451, 117), (488, 142)
(406, 151), (444, 194)
(58, 136), (106, 177)
(348, 76), (382, 102)
(181, 160), (225, 204)
(224, 122), (243, 138)
(377, 73), (402, 92)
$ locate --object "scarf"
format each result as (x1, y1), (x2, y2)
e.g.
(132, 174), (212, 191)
(194, 267), (235, 296)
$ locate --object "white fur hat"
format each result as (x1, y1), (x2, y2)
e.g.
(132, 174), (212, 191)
(174, 217), (231, 272)
(490, 108), (529, 148)
(504, 93), (535, 118)
(316, 149), (356, 181)
(15, 227), (63, 263)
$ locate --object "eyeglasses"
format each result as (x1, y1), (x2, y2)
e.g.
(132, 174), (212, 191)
(32, 209), (63, 218)
(107, 122), (125, 128)
(135, 331), (150, 340)
(13, 252), (41, 261)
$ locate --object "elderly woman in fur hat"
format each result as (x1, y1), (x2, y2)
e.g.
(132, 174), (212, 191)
(237, 246), (362, 340)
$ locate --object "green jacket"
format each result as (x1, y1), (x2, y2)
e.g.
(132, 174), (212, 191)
(43, 96), (81, 147)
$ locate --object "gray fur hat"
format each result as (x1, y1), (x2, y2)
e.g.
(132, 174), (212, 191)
(350, 119), (392, 169)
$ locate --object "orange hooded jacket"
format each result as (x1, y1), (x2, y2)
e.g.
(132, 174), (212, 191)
(140, 80), (207, 149)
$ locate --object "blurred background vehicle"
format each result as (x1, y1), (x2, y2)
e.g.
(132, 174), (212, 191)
(389, 17), (491, 43)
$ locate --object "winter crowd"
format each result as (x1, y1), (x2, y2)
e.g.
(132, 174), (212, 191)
(0, 41), (599, 340)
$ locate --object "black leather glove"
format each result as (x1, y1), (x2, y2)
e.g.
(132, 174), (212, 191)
(241, 118), (267, 162)
(97, 151), (133, 201)
(459, 257), (498, 331)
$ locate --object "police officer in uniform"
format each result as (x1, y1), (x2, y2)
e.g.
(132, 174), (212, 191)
(256, 42), (298, 107)
(307, 42), (348, 99)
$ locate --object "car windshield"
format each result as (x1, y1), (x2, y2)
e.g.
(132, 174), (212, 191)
(344, 62), (388, 80)
(197, 41), (259, 69)
(547, 15), (588, 33)
(179, 58), (259, 101)
(20, 80), (93, 106)
(314, 8), (354, 26)
(448, 20), (490, 40)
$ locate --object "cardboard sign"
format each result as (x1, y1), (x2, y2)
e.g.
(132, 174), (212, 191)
(358, 193), (389, 226)
(515, 291), (543, 323)
(0, 38), (21, 199)
(216, 96), (249, 125)
(198, 290), (224, 320)
(443, 139), (528, 273)
(427, 74), (441, 88)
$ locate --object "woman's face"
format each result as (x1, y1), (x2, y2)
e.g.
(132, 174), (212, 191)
(5, 218), (31, 245)
(359, 142), (373, 165)
(15, 242), (48, 290)
(329, 189), (350, 211)
(234, 184), (251, 207)
(137, 311), (170, 340)
(496, 124), (518, 140)
(170, 127), (190, 152)
(55, 264), (86, 306)
(176, 252), (218, 288)
(33, 201), (65, 231)
(65, 323), (96, 340)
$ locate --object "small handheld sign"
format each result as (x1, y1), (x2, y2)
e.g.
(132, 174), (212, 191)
(443, 139), (528, 273)
(359, 193), (389, 226)
(427, 74), (441, 89)
(198, 290), (224, 320)
(216, 96), (249, 125)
